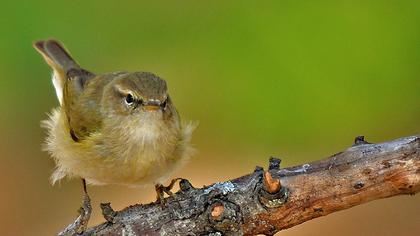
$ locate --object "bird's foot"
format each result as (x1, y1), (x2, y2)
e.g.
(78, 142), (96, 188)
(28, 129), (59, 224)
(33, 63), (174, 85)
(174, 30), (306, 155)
(100, 202), (117, 224)
(57, 193), (92, 236)
(155, 178), (183, 205)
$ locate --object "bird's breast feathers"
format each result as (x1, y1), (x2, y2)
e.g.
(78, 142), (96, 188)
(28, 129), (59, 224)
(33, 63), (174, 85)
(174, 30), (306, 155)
(43, 108), (195, 187)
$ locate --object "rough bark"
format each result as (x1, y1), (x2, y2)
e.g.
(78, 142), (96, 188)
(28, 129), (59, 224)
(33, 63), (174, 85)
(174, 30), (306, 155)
(72, 135), (419, 236)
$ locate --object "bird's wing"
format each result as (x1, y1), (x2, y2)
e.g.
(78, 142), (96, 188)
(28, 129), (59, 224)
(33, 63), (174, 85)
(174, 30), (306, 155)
(34, 39), (98, 141)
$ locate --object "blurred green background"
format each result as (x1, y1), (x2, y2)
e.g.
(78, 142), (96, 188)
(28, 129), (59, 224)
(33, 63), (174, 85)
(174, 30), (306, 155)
(0, 1), (419, 235)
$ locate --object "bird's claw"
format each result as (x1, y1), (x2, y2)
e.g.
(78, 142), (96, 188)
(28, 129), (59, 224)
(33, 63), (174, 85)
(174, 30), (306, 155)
(100, 202), (117, 224)
(57, 193), (92, 236)
(155, 178), (183, 205)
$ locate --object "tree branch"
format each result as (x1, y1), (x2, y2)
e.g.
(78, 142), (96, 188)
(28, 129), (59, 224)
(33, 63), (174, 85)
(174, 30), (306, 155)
(72, 135), (419, 236)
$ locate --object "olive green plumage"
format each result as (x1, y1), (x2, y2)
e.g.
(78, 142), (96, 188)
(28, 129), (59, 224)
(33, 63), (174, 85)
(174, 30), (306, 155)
(34, 39), (195, 186)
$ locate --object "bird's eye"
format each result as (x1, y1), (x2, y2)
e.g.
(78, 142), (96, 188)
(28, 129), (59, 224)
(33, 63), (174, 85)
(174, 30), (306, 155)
(125, 94), (134, 105)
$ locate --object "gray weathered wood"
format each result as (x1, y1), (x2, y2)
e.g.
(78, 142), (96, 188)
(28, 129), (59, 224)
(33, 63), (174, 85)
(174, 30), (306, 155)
(66, 135), (419, 236)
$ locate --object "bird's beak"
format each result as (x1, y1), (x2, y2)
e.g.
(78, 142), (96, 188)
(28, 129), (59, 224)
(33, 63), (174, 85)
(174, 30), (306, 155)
(144, 105), (160, 111)
(143, 100), (161, 111)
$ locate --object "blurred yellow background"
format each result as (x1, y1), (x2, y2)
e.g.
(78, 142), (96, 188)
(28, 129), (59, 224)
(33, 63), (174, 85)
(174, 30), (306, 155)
(0, 1), (419, 235)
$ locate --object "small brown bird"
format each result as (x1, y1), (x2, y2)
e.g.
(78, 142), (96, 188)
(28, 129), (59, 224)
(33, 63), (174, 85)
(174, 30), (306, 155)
(34, 39), (195, 232)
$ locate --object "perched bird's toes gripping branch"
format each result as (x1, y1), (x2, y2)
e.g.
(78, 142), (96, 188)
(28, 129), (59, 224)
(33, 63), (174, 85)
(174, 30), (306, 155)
(57, 194), (91, 236)
(100, 202), (117, 224)
(69, 135), (418, 236)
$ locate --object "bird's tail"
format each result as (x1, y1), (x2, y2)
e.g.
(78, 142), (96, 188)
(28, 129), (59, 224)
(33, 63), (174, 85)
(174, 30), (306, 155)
(33, 39), (85, 104)
(34, 39), (81, 74)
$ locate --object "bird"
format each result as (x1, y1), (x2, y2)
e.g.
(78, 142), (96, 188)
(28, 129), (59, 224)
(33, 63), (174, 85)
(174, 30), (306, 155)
(34, 39), (196, 232)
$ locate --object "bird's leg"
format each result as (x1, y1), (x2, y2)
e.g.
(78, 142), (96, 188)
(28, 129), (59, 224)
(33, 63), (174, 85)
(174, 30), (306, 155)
(57, 179), (92, 236)
(155, 178), (183, 204)
(78, 179), (92, 232)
